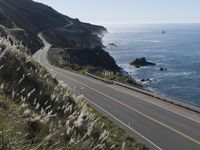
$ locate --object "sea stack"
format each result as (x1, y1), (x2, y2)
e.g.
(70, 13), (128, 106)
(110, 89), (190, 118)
(130, 57), (156, 68)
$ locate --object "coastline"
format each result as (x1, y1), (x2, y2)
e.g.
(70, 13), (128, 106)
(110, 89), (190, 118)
(91, 24), (199, 108)
(102, 24), (200, 108)
(120, 64), (200, 108)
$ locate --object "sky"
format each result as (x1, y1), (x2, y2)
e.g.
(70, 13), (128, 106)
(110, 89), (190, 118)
(33, 0), (200, 25)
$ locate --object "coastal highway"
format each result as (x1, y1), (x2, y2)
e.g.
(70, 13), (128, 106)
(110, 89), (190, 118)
(33, 33), (200, 150)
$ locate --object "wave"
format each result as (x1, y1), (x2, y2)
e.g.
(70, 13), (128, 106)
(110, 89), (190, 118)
(162, 71), (195, 77)
(140, 78), (162, 85)
(146, 87), (156, 92)
(136, 40), (162, 43)
(119, 64), (138, 74)
(152, 55), (165, 58)
(191, 60), (200, 63)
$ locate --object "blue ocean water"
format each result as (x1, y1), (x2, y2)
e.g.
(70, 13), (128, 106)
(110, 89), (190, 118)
(103, 24), (200, 106)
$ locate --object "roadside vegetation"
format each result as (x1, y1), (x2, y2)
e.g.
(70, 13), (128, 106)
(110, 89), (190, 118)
(91, 70), (142, 87)
(48, 47), (142, 87)
(0, 38), (146, 149)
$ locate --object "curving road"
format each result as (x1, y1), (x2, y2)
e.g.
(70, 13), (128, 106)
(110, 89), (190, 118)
(33, 33), (200, 150)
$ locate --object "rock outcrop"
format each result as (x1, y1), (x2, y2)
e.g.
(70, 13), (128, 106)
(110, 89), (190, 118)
(130, 57), (156, 68)
(159, 67), (168, 71)
(48, 46), (121, 72)
(109, 43), (118, 47)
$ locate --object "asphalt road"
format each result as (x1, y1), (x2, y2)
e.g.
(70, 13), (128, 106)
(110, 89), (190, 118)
(33, 33), (200, 150)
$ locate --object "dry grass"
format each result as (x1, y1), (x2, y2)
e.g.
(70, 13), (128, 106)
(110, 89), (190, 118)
(0, 38), (146, 150)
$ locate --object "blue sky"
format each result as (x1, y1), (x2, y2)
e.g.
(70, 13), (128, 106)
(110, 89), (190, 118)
(34, 0), (200, 24)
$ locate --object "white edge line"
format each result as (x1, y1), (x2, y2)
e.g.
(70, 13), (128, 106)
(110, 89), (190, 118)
(53, 66), (200, 126)
(83, 96), (163, 150)
(81, 75), (200, 125)
(110, 86), (200, 125)
(35, 29), (200, 126)
(48, 68), (162, 149)
(57, 69), (200, 125)
(34, 33), (198, 147)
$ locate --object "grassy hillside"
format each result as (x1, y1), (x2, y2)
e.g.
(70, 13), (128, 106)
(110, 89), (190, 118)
(0, 25), (44, 53)
(0, 39), (146, 149)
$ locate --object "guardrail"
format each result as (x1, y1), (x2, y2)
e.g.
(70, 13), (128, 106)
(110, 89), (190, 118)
(85, 72), (200, 114)
(85, 72), (113, 84)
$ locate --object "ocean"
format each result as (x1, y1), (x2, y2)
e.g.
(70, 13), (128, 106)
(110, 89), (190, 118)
(103, 23), (200, 106)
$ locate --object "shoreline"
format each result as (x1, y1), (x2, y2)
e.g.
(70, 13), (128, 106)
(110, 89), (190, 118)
(104, 27), (200, 110)
(121, 64), (200, 109)
(148, 87), (200, 108)
(102, 41), (200, 109)
(125, 65), (200, 108)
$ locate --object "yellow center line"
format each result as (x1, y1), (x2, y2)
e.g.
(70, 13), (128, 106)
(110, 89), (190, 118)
(56, 70), (200, 145)
(51, 67), (200, 145)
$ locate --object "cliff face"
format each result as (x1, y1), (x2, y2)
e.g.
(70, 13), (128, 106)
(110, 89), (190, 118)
(48, 47), (121, 72)
(42, 25), (104, 49)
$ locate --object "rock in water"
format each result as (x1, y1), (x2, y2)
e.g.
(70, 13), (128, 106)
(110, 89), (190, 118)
(130, 57), (156, 68)
(159, 67), (167, 71)
(109, 43), (117, 47)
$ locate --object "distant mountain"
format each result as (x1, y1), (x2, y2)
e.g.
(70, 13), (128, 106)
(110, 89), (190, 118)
(0, 0), (107, 53)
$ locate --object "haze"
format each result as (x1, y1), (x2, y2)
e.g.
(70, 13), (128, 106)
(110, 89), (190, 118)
(34, 0), (200, 24)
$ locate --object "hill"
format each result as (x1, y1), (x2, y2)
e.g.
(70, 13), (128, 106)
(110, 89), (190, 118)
(0, 0), (107, 53)
(0, 38), (145, 150)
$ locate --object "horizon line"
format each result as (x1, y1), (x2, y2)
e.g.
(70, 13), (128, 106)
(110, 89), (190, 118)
(88, 21), (200, 26)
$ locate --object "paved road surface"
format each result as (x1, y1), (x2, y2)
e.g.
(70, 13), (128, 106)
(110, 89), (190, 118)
(33, 33), (200, 150)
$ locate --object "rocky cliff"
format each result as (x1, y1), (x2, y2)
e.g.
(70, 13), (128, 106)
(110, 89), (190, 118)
(48, 47), (121, 72)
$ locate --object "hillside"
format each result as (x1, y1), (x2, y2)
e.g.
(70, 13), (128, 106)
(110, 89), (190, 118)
(0, 0), (122, 73)
(0, 38), (145, 150)
(0, 1), (146, 149)
(0, 0), (107, 35)
(48, 47), (121, 72)
(0, 0), (107, 53)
